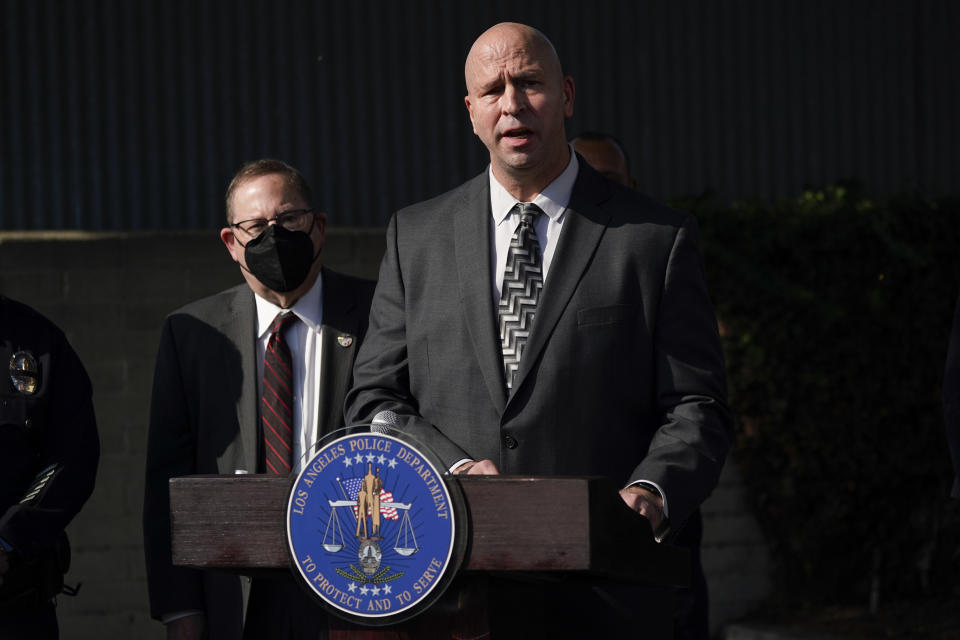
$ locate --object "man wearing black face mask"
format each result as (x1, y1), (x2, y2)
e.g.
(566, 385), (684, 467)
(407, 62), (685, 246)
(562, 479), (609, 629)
(143, 159), (376, 640)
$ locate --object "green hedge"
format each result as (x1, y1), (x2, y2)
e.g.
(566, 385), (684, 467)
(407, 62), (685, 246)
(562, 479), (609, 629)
(686, 186), (960, 604)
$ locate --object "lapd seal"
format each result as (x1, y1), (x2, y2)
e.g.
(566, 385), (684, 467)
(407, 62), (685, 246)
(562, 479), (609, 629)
(286, 430), (464, 625)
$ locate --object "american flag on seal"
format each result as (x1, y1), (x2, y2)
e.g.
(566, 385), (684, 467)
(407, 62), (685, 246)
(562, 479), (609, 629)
(341, 477), (399, 520)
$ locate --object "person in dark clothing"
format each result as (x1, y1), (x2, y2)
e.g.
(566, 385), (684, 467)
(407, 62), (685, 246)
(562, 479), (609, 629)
(143, 159), (375, 640)
(0, 295), (100, 639)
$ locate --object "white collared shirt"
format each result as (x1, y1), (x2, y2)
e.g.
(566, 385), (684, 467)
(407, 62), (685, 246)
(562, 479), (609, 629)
(254, 275), (324, 474)
(488, 147), (579, 307)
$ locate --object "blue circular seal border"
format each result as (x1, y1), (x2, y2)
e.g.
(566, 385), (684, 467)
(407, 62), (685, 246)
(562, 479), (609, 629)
(286, 430), (464, 625)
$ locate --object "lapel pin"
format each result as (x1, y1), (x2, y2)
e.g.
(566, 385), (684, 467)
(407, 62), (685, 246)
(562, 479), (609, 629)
(337, 335), (353, 348)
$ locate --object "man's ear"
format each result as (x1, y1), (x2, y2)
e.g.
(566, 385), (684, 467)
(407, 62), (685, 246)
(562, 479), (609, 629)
(313, 211), (328, 241)
(220, 227), (242, 263)
(562, 76), (575, 118)
(464, 95), (478, 135)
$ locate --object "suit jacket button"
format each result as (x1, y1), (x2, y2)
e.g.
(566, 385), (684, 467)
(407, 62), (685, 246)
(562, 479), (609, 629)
(503, 434), (518, 449)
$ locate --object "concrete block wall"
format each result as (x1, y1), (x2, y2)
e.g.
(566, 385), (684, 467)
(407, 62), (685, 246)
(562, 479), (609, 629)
(0, 229), (383, 639)
(702, 461), (773, 633)
(0, 230), (769, 638)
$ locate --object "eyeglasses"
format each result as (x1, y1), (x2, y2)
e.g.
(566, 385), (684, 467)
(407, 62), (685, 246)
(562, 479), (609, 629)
(231, 209), (316, 237)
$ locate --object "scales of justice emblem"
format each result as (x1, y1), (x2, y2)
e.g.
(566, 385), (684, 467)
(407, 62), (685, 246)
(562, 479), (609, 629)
(322, 462), (419, 583)
(287, 430), (463, 624)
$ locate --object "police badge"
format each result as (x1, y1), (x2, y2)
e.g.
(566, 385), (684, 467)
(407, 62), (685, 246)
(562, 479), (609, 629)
(286, 429), (465, 625)
(9, 350), (40, 395)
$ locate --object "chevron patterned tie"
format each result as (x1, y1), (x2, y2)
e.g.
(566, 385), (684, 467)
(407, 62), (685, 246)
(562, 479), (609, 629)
(261, 312), (298, 475)
(499, 202), (544, 390)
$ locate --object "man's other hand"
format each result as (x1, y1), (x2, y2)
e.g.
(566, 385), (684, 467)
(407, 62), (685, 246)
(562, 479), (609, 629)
(166, 614), (206, 640)
(619, 485), (664, 532)
(453, 459), (500, 475)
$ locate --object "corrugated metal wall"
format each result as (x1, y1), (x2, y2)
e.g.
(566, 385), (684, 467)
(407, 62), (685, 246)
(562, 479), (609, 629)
(1, 0), (957, 230)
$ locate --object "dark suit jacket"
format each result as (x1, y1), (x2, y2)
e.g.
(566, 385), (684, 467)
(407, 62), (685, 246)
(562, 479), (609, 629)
(944, 294), (960, 498)
(346, 159), (732, 530)
(143, 268), (375, 639)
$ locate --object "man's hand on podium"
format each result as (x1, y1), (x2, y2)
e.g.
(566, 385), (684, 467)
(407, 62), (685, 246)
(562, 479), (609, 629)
(619, 486), (664, 533)
(452, 459), (501, 475)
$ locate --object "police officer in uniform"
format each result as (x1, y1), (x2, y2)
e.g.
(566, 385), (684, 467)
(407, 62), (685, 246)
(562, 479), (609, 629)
(0, 295), (99, 639)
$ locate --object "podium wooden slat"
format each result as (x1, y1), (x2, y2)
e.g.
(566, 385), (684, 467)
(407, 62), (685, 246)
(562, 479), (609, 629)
(170, 475), (689, 587)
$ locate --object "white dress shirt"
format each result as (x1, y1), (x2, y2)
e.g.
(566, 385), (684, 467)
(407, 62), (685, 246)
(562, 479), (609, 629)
(489, 148), (579, 307)
(254, 275), (325, 474)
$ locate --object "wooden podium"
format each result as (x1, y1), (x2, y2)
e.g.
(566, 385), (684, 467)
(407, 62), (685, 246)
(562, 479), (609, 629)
(170, 475), (689, 637)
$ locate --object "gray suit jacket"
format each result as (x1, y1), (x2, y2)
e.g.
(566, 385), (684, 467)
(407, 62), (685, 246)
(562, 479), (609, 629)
(346, 160), (732, 529)
(143, 268), (375, 638)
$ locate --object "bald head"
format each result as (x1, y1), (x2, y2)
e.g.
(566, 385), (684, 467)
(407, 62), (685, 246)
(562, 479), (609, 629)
(463, 23), (575, 201)
(465, 23), (563, 89)
(572, 132), (636, 188)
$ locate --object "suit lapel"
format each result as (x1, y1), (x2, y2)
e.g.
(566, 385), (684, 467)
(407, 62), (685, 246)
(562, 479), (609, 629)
(510, 163), (613, 397)
(454, 173), (509, 413)
(317, 269), (360, 442)
(221, 286), (259, 473)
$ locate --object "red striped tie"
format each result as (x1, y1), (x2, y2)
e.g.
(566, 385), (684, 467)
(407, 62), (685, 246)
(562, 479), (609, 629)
(261, 312), (298, 475)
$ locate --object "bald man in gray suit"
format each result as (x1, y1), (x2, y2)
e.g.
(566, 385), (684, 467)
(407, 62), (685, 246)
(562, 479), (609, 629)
(346, 23), (731, 636)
